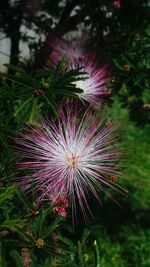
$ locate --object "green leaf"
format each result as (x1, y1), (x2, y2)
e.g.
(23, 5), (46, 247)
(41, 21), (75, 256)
(113, 59), (123, 71)
(43, 217), (63, 239)
(13, 97), (33, 117)
(33, 207), (52, 237)
(78, 241), (84, 267)
(9, 249), (23, 267)
(29, 98), (39, 124)
(81, 228), (91, 247)
(57, 234), (74, 248)
(93, 240), (100, 267)
(16, 189), (29, 210)
(0, 184), (17, 206)
(0, 218), (26, 232)
(42, 94), (57, 116)
(4, 64), (39, 87)
(0, 72), (37, 90)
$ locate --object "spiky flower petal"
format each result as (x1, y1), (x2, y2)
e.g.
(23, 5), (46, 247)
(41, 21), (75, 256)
(14, 107), (124, 219)
(70, 58), (110, 105)
(48, 36), (110, 105)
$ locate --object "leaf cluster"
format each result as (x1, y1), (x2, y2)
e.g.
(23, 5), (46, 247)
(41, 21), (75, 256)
(0, 62), (83, 125)
(112, 29), (150, 125)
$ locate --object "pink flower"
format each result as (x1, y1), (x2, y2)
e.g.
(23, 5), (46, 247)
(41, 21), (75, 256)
(53, 207), (68, 217)
(48, 36), (110, 105)
(70, 58), (110, 106)
(51, 195), (68, 217)
(114, 0), (121, 8)
(14, 106), (124, 219)
(48, 35), (84, 65)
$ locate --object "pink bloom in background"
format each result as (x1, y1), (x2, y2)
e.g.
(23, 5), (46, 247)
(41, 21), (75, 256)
(52, 195), (68, 217)
(70, 59), (110, 106)
(48, 35), (98, 65)
(14, 106), (124, 219)
(48, 35), (110, 106)
(114, 0), (121, 8)
(48, 35), (84, 65)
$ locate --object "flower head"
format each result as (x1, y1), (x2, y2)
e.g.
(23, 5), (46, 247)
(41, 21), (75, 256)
(48, 35), (84, 64)
(51, 195), (68, 217)
(14, 106), (124, 219)
(48, 35), (111, 106)
(70, 58), (110, 106)
(114, 0), (121, 8)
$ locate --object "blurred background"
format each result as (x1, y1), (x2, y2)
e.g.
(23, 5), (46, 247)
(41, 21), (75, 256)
(0, 1), (150, 266)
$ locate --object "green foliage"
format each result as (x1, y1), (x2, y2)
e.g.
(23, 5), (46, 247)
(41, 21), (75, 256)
(0, 181), (98, 266)
(53, 228), (98, 267)
(111, 97), (150, 209)
(113, 27), (150, 125)
(0, 184), (17, 206)
(87, 98), (150, 267)
(0, 63), (83, 125)
(9, 250), (24, 267)
(0, 218), (26, 232)
(90, 225), (150, 267)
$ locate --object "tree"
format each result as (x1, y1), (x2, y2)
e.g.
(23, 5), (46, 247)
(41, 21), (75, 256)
(0, 0), (23, 66)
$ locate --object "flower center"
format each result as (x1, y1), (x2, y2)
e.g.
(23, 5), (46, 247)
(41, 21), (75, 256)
(67, 153), (78, 167)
